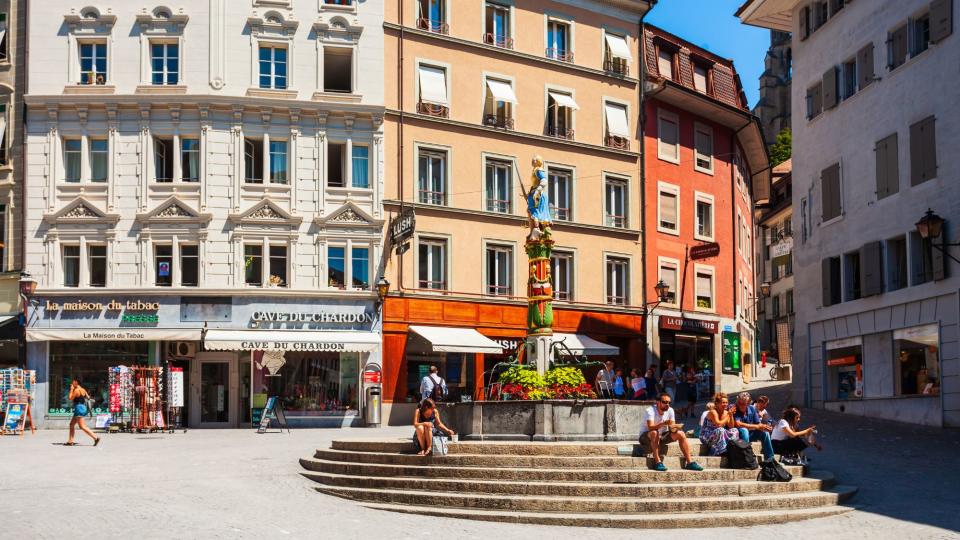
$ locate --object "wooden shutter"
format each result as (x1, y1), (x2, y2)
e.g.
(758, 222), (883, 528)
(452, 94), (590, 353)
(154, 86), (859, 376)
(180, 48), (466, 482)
(860, 241), (884, 296)
(857, 43), (875, 89)
(932, 235), (947, 281)
(821, 163), (840, 221)
(812, 81), (823, 116)
(893, 25), (909, 67)
(911, 116), (938, 186)
(822, 66), (838, 109)
(822, 258), (834, 307)
(875, 133), (899, 199)
(800, 6), (810, 40)
(930, 0), (954, 43)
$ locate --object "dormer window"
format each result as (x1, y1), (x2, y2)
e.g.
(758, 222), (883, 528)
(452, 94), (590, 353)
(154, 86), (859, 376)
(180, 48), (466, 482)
(693, 63), (710, 94)
(657, 47), (675, 80)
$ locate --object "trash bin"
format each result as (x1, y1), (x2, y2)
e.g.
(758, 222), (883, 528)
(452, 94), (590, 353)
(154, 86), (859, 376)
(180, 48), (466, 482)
(362, 365), (382, 427)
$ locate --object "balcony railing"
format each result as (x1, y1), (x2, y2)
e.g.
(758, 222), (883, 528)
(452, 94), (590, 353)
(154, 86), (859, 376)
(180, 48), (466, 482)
(603, 59), (629, 76)
(484, 114), (514, 130)
(418, 189), (447, 206)
(487, 284), (512, 296)
(550, 206), (570, 221)
(605, 214), (627, 228)
(605, 135), (630, 150)
(418, 280), (448, 290)
(545, 48), (574, 63)
(417, 17), (449, 35)
(417, 101), (449, 118)
(607, 294), (627, 306)
(484, 33), (514, 49)
(546, 126), (575, 140)
(486, 198), (511, 214)
(553, 290), (571, 301)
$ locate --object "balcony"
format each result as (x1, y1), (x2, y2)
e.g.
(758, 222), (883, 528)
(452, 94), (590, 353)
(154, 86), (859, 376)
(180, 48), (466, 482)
(418, 189), (446, 206)
(546, 48), (574, 63)
(484, 114), (515, 130)
(417, 101), (449, 118)
(603, 59), (629, 76)
(546, 126), (575, 140)
(417, 17), (449, 35)
(605, 136), (630, 150)
(484, 33), (514, 50)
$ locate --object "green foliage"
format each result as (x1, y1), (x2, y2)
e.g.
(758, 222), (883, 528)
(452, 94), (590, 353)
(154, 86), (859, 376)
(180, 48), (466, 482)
(769, 128), (792, 166)
(525, 389), (552, 401)
(697, 299), (712, 309)
(543, 366), (586, 387)
(497, 366), (545, 389)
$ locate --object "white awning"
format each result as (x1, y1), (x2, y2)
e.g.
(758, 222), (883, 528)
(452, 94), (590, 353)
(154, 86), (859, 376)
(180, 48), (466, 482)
(548, 91), (580, 110)
(485, 78), (518, 104)
(26, 328), (203, 342)
(604, 33), (633, 61)
(203, 329), (379, 352)
(409, 325), (504, 354)
(418, 65), (449, 106)
(605, 103), (630, 138)
(551, 333), (620, 356)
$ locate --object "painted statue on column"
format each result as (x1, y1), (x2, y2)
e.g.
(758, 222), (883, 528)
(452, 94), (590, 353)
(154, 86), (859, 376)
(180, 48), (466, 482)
(525, 156), (554, 349)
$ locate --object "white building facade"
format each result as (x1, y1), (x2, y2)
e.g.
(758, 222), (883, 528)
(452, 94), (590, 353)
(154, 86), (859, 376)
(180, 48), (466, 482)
(740, 0), (959, 426)
(24, 1), (386, 428)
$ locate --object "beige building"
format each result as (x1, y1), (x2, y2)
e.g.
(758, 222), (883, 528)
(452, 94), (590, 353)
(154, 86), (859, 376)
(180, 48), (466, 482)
(380, 0), (652, 421)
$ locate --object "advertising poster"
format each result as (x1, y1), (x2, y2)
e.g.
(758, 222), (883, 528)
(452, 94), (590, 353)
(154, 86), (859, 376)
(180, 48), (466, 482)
(3, 402), (27, 432)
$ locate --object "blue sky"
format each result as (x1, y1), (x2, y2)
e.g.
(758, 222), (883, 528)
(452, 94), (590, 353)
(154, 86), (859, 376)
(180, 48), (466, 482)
(647, 0), (771, 108)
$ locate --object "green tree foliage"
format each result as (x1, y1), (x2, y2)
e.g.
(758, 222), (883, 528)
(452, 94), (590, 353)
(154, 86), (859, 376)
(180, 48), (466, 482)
(769, 128), (792, 166)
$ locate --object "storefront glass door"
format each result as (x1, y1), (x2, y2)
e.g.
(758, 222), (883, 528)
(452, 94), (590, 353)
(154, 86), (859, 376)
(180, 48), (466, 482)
(190, 352), (238, 428)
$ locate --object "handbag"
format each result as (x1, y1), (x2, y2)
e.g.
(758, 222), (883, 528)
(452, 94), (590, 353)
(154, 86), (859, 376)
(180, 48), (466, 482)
(757, 459), (793, 482)
(432, 434), (448, 456)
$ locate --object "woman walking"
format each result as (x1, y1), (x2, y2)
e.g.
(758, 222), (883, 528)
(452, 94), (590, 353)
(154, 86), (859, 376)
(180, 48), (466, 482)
(66, 380), (100, 447)
(699, 393), (740, 456)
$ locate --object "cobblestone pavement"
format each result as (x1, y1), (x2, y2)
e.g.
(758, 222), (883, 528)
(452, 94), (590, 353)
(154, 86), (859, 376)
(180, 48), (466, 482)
(1, 387), (957, 540)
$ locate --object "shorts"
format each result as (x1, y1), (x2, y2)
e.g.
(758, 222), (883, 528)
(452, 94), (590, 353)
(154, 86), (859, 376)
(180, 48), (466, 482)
(73, 403), (88, 417)
(639, 429), (674, 444)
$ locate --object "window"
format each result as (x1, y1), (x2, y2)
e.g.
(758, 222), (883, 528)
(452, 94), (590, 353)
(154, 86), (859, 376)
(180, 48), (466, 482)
(816, 1), (829, 28)
(695, 269), (714, 310)
(857, 43), (875, 90)
(351, 145), (369, 188)
(323, 0), (354, 4)
(328, 246), (345, 289)
(875, 133), (899, 200)
(244, 245), (263, 286)
(657, 48), (675, 79)
(64, 139), (82, 182)
(800, 5), (811, 39)
(695, 194), (714, 240)
(909, 116), (937, 186)
(822, 256), (842, 306)
(604, 102), (630, 149)
(155, 245), (173, 286)
(181, 245), (199, 287)
(244, 138), (264, 183)
(658, 260), (678, 305)
(886, 235), (908, 291)
(786, 289), (794, 313)
(258, 45), (288, 90)
(603, 31), (631, 75)
(351, 246), (369, 289)
(89, 139), (108, 182)
(0, 13), (8, 62)
(551, 251), (573, 301)
(909, 231), (939, 286)
(88, 245), (107, 287)
(843, 251), (861, 301)
(0, 104), (7, 165)
(182, 139), (200, 182)
(154, 138), (174, 182)
(485, 158), (512, 213)
(693, 64), (709, 93)
(820, 163), (842, 222)
(806, 82), (822, 120)
(894, 324), (940, 396)
(604, 177), (627, 228)
(328, 142), (346, 187)
(79, 42), (107, 85)
(658, 183), (679, 234)
(484, 78), (516, 130)
(911, 14), (931, 57)
(417, 64), (449, 117)
(887, 25), (909, 70)
(548, 168), (572, 221)
(694, 124), (714, 173)
(657, 110), (679, 163)
(800, 197), (809, 243)
(269, 246), (287, 287)
(418, 238), (447, 290)
(841, 58), (857, 100)
(150, 42), (179, 85)
(606, 256), (629, 306)
(829, 0), (845, 16)
(546, 19), (572, 62)
(63, 246), (80, 287)
(48, 342), (148, 418)
(269, 140), (288, 184)
(484, 2), (513, 49)
(826, 338), (862, 400)
(0, 205), (5, 271)
(418, 149), (447, 205)
(546, 91), (576, 139)
(417, 0), (448, 34)
(486, 244), (513, 296)
(772, 294), (780, 318)
(324, 47), (353, 93)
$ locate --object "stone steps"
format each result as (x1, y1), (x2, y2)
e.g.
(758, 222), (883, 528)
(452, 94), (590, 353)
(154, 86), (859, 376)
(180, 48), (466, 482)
(358, 501), (859, 529)
(313, 483), (859, 513)
(331, 438), (764, 457)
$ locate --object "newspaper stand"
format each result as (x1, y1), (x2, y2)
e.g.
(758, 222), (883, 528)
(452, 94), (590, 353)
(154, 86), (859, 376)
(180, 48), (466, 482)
(108, 366), (135, 432)
(165, 364), (186, 433)
(131, 366), (165, 432)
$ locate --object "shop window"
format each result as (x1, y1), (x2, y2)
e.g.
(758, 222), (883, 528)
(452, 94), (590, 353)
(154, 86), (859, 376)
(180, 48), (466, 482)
(484, 2), (513, 49)
(550, 251), (574, 301)
(269, 140), (288, 184)
(269, 245), (287, 287)
(485, 158), (512, 213)
(244, 244), (263, 286)
(418, 238), (447, 290)
(695, 269), (714, 310)
(826, 338), (863, 400)
(894, 324), (940, 396)
(259, 44), (288, 90)
(605, 177), (627, 228)
(606, 256), (629, 306)
(418, 148), (447, 205)
(660, 333), (714, 374)
(79, 41), (107, 85)
(405, 335), (475, 402)
(181, 245), (199, 287)
(486, 244), (513, 296)
(244, 138), (264, 183)
(253, 351), (360, 415)
(351, 145), (369, 188)
(150, 41), (179, 85)
(88, 245), (107, 287)
(181, 138), (200, 182)
(323, 47), (353, 93)
(351, 246), (369, 289)
(64, 139), (82, 182)
(48, 342), (149, 416)
(155, 244), (173, 286)
(89, 139), (108, 182)
(328, 142), (346, 188)
(328, 245), (346, 289)
(63, 245), (80, 287)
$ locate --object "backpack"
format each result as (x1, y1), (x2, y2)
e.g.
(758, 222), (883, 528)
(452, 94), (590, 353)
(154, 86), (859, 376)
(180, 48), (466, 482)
(430, 375), (446, 402)
(725, 438), (759, 470)
(758, 459), (793, 482)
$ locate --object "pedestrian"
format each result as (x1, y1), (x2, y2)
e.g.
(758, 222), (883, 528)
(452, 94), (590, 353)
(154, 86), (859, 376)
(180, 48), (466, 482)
(660, 360), (678, 401)
(644, 367), (658, 400)
(638, 392), (703, 472)
(754, 395), (773, 425)
(629, 368), (647, 400)
(595, 360), (616, 398)
(412, 398), (455, 456)
(612, 368), (627, 399)
(65, 380), (100, 447)
(419, 365), (447, 403)
(684, 367), (698, 418)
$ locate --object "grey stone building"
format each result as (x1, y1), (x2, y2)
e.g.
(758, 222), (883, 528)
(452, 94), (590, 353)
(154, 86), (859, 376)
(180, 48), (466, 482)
(753, 30), (791, 146)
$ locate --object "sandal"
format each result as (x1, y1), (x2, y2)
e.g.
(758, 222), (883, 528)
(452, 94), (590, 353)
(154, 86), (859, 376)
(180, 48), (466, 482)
(64, 442), (77, 446)
(94, 438), (101, 447)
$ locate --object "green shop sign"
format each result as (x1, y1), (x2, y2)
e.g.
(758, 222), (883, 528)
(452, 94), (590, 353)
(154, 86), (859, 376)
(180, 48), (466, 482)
(722, 331), (741, 374)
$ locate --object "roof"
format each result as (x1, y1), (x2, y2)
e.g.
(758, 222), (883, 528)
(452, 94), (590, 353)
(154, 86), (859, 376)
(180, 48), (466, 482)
(773, 158), (792, 175)
(736, 0), (799, 31)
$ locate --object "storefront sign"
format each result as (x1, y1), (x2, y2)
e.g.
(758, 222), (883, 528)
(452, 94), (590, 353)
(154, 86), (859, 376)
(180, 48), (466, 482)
(771, 238), (793, 259)
(250, 311), (374, 325)
(363, 370), (382, 384)
(391, 208), (416, 244)
(44, 300), (161, 312)
(660, 316), (719, 334)
(690, 242), (721, 260)
(241, 341), (348, 351)
(826, 355), (858, 367)
(721, 331), (741, 374)
(493, 338), (522, 352)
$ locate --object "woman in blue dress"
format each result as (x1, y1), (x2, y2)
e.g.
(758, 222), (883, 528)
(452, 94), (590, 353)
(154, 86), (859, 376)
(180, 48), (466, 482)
(699, 392), (740, 456)
(527, 156), (552, 238)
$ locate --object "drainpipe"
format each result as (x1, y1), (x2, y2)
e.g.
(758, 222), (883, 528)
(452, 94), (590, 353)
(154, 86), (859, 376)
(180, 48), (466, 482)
(638, 0), (658, 367)
(397, 0), (406, 292)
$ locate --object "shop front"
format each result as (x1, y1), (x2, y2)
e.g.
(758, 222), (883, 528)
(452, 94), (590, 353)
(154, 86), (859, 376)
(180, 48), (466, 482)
(654, 315), (720, 397)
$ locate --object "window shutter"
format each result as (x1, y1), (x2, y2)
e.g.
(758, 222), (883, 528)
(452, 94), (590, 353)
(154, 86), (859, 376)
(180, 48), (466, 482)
(894, 25), (909, 66)
(857, 43), (875, 89)
(860, 241), (884, 296)
(875, 137), (888, 199)
(930, 0), (954, 43)
(822, 258), (834, 307)
(911, 116), (937, 186)
(822, 66), (838, 109)
(875, 133), (899, 200)
(800, 6), (810, 40)
(660, 191), (677, 226)
(821, 163), (840, 221)
(812, 81), (823, 116)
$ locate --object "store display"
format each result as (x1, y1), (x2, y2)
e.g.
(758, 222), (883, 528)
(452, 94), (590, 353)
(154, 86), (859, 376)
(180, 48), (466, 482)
(0, 369), (37, 435)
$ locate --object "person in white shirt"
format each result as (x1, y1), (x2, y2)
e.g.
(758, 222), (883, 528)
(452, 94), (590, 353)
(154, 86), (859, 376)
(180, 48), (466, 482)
(639, 392), (703, 472)
(772, 408), (821, 465)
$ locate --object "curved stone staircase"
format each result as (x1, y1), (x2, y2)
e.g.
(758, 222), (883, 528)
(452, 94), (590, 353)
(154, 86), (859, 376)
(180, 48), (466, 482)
(299, 439), (858, 528)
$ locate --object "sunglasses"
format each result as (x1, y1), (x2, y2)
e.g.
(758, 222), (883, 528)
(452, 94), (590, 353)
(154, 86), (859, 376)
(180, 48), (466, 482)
(659, 399), (672, 405)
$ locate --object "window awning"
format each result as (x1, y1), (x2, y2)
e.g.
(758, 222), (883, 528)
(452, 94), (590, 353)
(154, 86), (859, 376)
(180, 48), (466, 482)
(203, 329), (380, 352)
(485, 78), (518, 104)
(409, 325), (504, 354)
(551, 333), (619, 356)
(26, 328), (203, 342)
(604, 33), (633, 61)
(605, 103), (630, 138)
(548, 91), (580, 110)
(418, 65), (448, 106)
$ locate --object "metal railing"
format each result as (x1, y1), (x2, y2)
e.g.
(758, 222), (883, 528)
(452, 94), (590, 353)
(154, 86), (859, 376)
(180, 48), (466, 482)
(484, 114), (515, 130)
(416, 17), (449, 34)
(418, 189), (447, 206)
(486, 198), (511, 213)
(484, 33), (514, 49)
(605, 135), (630, 150)
(546, 126), (575, 140)
(417, 102), (449, 118)
(603, 59), (629, 76)
(545, 48), (574, 62)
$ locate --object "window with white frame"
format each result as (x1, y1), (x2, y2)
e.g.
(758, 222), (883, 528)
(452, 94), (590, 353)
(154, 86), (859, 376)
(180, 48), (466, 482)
(324, 47), (353, 93)
(695, 193), (714, 240)
(0, 205), (5, 271)
(606, 256), (629, 306)
(658, 258), (678, 306)
(486, 244), (513, 296)
(150, 41), (180, 85)
(657, 47), (675, 80)
(89, 139), (109, 182)
(351, 246), (370, 289)
(79, 41), (108, 85)
(484, 77), (517, 130)
(604, 101), (630, 149)
(418, 237), (447, 290)
(546, 18), (572, 62)
(695, 267), (714, 310)
(326, 244), (371, 290)
(258, 44), (288, 89)
(181, 244), (199, 286)
(154, 136), (199, 183)
(0, 104), (9, 165)
(62, 245), (81, 287)
(605, 176), (628, 228)
(551, 250), (574, 301)
(244, 243), (288, 288)
(154, 243), (199, 287)
(485, 158), (512, 213)
(182, 138), (200, 182)
(658, 110), (680, 163)
(0, 13), (8, 63)
(658, 183), (679, 234)
(327, 142), (346, 188)
(418, 148), (447, 205)
(63, 139), (82, 182)
(155, 244), (174, 286)
(694, 124), (714, 174)
(484, 2), (513, 49)
(88, 245), (107, 287)
(603, 31), (631, 75)
(417, 0), (448, 34)
(351, 145), (369, 188)
(244, 138), (264, 183)
(546, 91), (577, 139)
(417, 63), (449, 117)
(548, 167), (572, 221)
(327, 245), (345, 288)
(269, 140), (288, 184)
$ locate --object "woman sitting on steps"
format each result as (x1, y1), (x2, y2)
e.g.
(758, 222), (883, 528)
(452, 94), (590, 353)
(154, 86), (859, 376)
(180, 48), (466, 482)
(772, 407), (822, 465)
(412, 398), (456, 456)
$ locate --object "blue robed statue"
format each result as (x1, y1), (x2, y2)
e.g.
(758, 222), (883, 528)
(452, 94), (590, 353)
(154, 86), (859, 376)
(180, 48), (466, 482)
(527, 156), (551, 239)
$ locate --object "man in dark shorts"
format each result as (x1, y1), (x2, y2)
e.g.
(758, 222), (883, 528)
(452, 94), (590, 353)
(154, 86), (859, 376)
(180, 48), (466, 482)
(639, 392), (703, 472)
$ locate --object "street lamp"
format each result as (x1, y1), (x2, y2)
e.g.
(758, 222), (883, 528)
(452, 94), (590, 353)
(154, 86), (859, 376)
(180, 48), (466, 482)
(759, 281), (772, 299)
(19, 273), (37, 297)
(375, 277), (391, 302)
(654, 280), (670, 303)
(915, 208), (960, 264)
(17, 273), (37, 370)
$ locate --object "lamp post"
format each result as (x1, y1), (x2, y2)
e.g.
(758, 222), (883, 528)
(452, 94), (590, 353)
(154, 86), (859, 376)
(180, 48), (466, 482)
(916, 209), (960, 265)
(18, 273), (37, 370)
(644, 279), (671, 315)
(375, 277), (391, 304)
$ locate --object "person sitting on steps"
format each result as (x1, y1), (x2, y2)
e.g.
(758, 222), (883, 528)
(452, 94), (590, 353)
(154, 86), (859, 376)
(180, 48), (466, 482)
(731, 392), (775, 462)
(639, 392), (703, 472)
(699, 393), (741, 456)
(412, 398), (455, 456)
(772, 407), (821, 465)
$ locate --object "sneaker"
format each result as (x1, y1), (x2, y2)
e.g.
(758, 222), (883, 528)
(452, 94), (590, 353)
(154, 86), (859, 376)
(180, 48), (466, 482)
(653, 461), (668, 472)
(684, 461), (704, 471)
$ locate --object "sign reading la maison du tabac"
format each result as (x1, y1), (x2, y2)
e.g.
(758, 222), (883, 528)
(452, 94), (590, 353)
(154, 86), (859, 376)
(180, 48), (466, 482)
(39, 297), (167, 325)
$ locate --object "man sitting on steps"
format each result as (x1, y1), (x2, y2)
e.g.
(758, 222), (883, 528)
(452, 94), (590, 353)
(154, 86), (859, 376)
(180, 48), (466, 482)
(731, 392), (775, 462)
(639, 392), (704, 472)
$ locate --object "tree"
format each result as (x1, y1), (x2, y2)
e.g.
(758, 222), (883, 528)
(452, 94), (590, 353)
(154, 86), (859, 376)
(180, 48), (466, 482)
(769, 128), (792, 166)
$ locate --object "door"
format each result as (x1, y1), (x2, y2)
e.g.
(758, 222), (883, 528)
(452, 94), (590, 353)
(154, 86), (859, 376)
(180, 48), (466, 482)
(190, 352), (239, 428)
